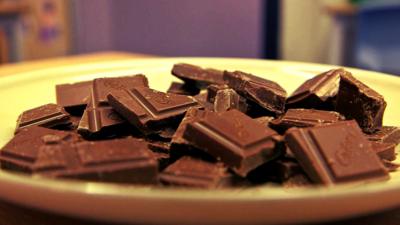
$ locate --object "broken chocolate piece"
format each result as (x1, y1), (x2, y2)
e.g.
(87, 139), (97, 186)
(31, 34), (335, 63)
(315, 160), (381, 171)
(15, 104), (71, 133)
(172, 63), (225, 88)
(212, 88), (248, 113)
(254, 116), (275, 126)
(56, 80), (92, 115)
(366, 126), (400, 145)
(194, 92), (213, 110)
(107, 87), (200, 134)
(159, 156), (232, 188)
(183, 109), (283, 176)
(371, 141), (396, 161)
(336, 72), (386, 133)
(223, 70), (286, 114)
(206, 84), (229, 103)
(286, 69), (344, 110)
(285, 120), (389, 185)
(382, 159), (399, 172)
(167, 82), (200, 96)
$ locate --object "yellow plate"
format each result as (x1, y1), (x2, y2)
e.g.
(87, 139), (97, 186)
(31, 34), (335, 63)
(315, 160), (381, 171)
(0, 58), (399, 225)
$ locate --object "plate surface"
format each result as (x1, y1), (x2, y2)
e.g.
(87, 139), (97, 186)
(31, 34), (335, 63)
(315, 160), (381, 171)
(0, 58), (399, 225)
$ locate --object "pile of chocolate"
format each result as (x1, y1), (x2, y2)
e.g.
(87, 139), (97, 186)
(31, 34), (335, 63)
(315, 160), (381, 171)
(1, 63), (399, 188)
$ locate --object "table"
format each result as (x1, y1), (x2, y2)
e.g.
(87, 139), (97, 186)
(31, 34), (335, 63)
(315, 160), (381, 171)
(0, 52), (398, 225)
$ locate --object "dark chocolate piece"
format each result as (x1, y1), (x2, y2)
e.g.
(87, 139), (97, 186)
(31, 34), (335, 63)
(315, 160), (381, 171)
(183, 109), (283, 176)
(194, 92), (213, 110)
(212, 89), (248, 113)
(371, 141), (396, 161)
(366, 126), (400, 145)
(34, 138), (158, 184)
(285, 120), (389, 185)
(206, 84), (229, 103)
(254, 116), (275, 126)
(15, 104), (71, 133)
(107, 87), (200, 134)
(270, 109), (344, 133)
(56, 80), (92, 115)
(223, 70), (287, 114)
(167, 82), (200, 96)
(286, 69), (343, 110)
(147, 140), (171, 153)
(248, 159), (304, 184)
(159, 156), (232, 188)
(0, 126), (77, 172)
(171, 63), (225, 87)
(336, 71), (386, 133)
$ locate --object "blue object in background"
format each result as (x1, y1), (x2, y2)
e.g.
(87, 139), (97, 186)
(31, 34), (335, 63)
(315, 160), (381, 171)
(354, 2), (400, 75)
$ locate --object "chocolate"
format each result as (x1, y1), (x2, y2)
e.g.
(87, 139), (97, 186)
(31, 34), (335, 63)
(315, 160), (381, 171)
(107, 87), (200, 134)
(167, 82), (200, 96)
(223, 70), (286, 114)
(206, 84), (229, 103)
(248, 159), (304, 184)
(336, 71), (386, 133)
(34, 138), (158, 184)
(56, 80), (92, 115)
(285, 120), (389, 185)
(371, 141), (396, 161)
(382, 159), (399, 172)
(270, 109), (345, 133)
(171, 63), (225, 87)
(0, 126), (77, 172)
(286, 69), (343, 110)
(283, 174), (311, 188)
(211, 88), (248, 113)
(194, 92), (213, 110)
(254, 116), (275, 126)
(159, 156), (232, 188)
(15, 104), (71, 133)
(183, 109), (283, 176)
(366, 126), (400, 145)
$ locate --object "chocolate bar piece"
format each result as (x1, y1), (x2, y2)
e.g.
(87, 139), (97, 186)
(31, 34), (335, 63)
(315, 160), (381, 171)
(366, 126), (400, 145)
(206, 84), (229, 103)
(254, 116), (275, 126)
(211, 88), (248, 113)
(167, 82), (200, 96)
(285, 120), (389, 185)
(159, 156), (232, 188)
(194, 92), (213, 110)
(172, 63), (225, 87)
(107, 87), (200, 134)
(223, 70), (286, 114)
(286, 69), (343, 110)
(183, 109), (283, 176)
(34, 138), (158, 184)
(336, 72), (386, 133)
(0, 126), (77, 172)
(15, 104), (71, 134)
(248, 158), (304, 184)
(56, 80), (92, 115)
(371, 141), (396, 161)
(270, 109), (345, 133)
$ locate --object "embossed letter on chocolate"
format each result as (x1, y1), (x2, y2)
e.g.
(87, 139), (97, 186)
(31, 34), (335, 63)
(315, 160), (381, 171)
(223, 70), (287, 114)
(183, 109), (282, 177)
(285, 120), (389, 185)
(107, 87), (200, 133)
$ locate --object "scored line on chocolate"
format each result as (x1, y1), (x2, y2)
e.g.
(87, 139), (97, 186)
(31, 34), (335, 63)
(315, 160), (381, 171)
(19, 112), (67, 129)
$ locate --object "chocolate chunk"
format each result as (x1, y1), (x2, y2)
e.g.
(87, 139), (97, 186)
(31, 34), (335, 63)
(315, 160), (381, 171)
(167, 82), (200, 96)
(194, 92), (213, 110)
(183, 109), (283, 176)
(336, 71), (386, 133)
(206, 84), (229, 103)
(34, 138), (158, 184)
(366, 126), (400, 145)
(371, 141), (396, 161)
(248, 159), (304, 184)
(211, 89), (248, 113)
(159, 156), (232, 188)
(270, 109), (345, 133)
(78, 75), (148, 138)
(285, 120), (389, 185)
(15, 104), (71, 133)
(0, 126), (77, 172)
(223, 70), (287, 114)
(171, 63), (225, 88)
(286, 69), (343, 110)
(56, 80), (92, 115)
(151, 151), (170, 170)
(254, 116), (275, 126)
(381, 159), (399, 172)
(147, 140), (171, 153)
(107, 87), (200, 134)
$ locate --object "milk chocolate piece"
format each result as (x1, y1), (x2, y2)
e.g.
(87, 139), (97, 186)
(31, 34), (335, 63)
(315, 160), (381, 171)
(34, 138), (158, 184)
(15, 104), (71, 133)
(212, 89), (248, 113)
(371, 141), (396, 161)
(172, 63), (225, 88)
(270, 109), (345, 133)
(167, 82), (200, 96)
(336, 72), (386, 133)
(56, 80), (92, 115)
(0, 126), (77, 172)
(107, 87), (200, 134)
(223, 70), (286, 114)
(183, 109), (283, 176)
(285, 120), (389, 185)
(286, 69), (343, 110)
(159, 156), (232, 188)
(366, 126), (400, 145)
(206, 84), (229, 103)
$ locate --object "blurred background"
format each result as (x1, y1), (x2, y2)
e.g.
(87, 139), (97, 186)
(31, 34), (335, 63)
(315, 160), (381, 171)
(0, 0), (399, 75)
